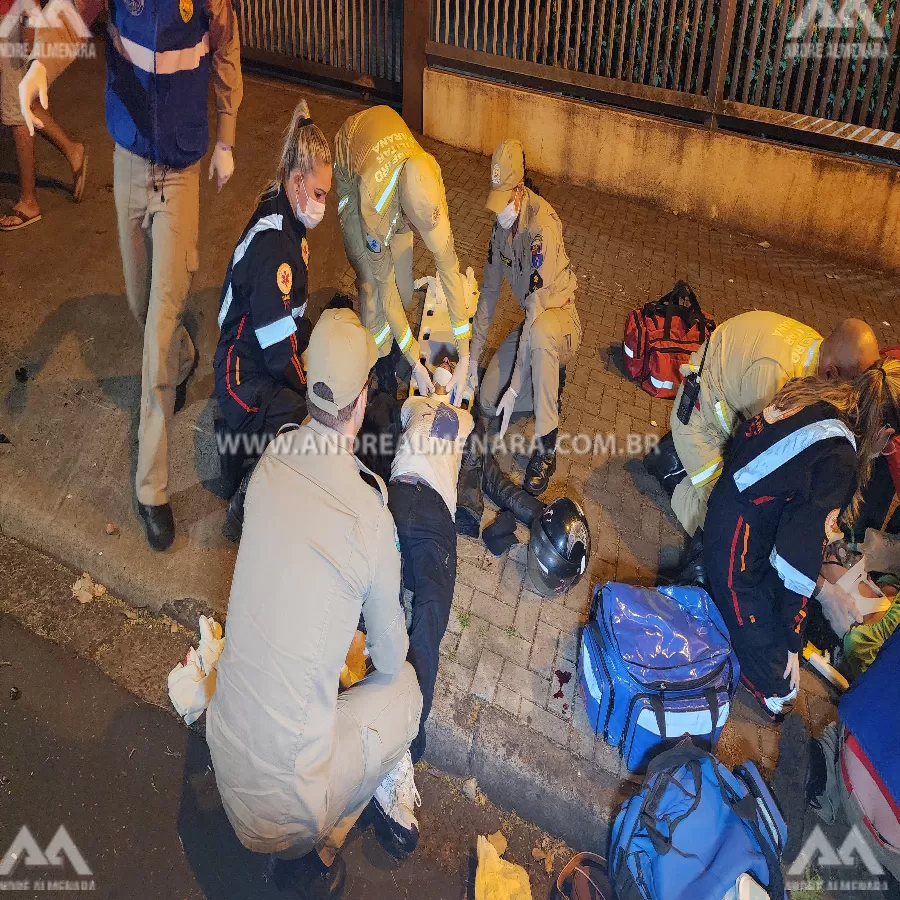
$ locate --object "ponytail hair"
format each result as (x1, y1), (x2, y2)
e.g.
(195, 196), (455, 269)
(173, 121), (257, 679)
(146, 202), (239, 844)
(771, 356), (900, 523)
(522, 149), (541, 196)
(270, 100), (332, 193)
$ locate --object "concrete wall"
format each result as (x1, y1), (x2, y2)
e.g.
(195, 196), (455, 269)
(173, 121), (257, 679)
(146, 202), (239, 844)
(423, 68), (900, 272)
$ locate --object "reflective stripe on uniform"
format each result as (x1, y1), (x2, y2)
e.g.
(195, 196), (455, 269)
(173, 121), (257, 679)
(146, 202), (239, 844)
(452, 320), (471, 338)
(650, 375), (674, 390)
(732, 419), (856, 493)
(398, 326), (414, 352)
(374, 167), (402, 214)
(256, 315), (297, 349)
(623, 343), (635, 358)
(690, 457), (723, 487)
(803, 339), (821, 374)
(374, 322), (392, 346)
(769, 546), (817, 597)
(714, 401), (733, 436)
(218, 214), (284, 326)
(109, 24), (210, 75)
(337, 196), (349, 214)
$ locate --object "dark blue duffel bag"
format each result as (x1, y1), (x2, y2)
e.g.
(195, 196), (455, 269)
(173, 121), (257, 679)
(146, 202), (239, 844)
(578, 582), (739, 772)
(608, 739), (787, 900)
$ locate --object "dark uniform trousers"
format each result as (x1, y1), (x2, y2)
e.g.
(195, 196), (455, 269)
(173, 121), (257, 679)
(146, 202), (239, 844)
(388, 480), (457, 764)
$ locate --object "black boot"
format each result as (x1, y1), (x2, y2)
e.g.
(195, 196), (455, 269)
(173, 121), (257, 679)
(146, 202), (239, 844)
(644, 432), (686, 498)
(524, 429), (557, 497)
(482, 447), (545, 526)
(138, 503), (175, 552)
(677, 527), (706, 585)
(222, 467), (253, 543)
(267, 851), (346, 899)
(456, 414), (486, 536)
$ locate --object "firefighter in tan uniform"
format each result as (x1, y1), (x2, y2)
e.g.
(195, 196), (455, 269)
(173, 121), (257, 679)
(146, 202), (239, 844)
(208, 308), (424, 898)
(668, 311), (880, 580)
(334, 105), (472, 401)
(470, 139), (581, 496)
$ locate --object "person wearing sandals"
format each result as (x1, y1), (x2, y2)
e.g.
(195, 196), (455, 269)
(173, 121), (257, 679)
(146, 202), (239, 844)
(0, 7), (87, 230)
(17, 0), (243, 551)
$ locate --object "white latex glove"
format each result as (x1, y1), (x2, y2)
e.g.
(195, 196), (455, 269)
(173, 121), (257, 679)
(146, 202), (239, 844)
(496, 387), (518, 439)
(467, 357), (480, 394)
(18, 60), (48, 136)
(447, 354), (469, 407)
(783, 651), (800, 693)
(817, 578), (863, 637)
(412, 361), (434, 397)
(209, 142), (235, 192)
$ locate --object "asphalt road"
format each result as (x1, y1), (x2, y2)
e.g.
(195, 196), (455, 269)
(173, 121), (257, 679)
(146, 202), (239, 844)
(0, 613), (563, 900)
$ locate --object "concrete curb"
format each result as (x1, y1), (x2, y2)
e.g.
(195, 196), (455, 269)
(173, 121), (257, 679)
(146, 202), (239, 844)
(0, 529), (632, 853)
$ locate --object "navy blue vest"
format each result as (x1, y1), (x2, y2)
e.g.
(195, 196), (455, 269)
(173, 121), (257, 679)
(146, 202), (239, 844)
(105, 0), (211, 169)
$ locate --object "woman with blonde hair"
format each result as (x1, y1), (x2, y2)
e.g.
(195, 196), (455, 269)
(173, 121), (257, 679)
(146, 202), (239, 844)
(704, 357), (900, 719)
(213, 100), (332, 534)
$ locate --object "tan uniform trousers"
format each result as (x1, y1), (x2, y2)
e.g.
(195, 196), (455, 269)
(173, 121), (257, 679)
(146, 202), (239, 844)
(280, 662), (422, 866)
(669, 379), (726, 537)
(480, 305), (581, 437)
(114, 144), (199, 506)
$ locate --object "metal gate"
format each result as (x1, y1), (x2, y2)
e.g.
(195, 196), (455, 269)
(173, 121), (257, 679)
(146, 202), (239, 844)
(237, 0), (404, 100)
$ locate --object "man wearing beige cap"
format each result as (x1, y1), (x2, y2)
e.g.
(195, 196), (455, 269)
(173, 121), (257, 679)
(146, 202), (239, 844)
(207, 307), (423, 899)
(469, 139), (582, 496)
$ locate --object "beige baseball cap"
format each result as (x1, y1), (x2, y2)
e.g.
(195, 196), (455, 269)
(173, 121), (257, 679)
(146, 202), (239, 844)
(485, 139), (525, 213)
(307, 308), (378, 416)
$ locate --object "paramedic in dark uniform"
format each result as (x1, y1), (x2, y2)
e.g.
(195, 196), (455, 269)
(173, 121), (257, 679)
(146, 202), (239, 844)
(470, 139), (581, 496)
(19, 0), (243, 552)
(214, 101), (331, 436)
(704, 360), (900, 720)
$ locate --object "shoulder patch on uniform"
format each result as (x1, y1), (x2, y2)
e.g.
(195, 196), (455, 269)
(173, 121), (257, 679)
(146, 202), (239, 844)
(179, 0), (193, 21)
(301, 237), (309, 267)
(531, 236), (544, 270)
(825, 508), (842, 543)
(499, 251), (512, 266)
(529, 270), (543, 293)
(366, 234), (382, 254)
(277, 263), (293, 295)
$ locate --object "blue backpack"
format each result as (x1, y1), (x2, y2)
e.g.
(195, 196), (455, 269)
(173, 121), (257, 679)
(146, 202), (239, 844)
(579, 582), (739, 772)
(609, 740), (787, 900)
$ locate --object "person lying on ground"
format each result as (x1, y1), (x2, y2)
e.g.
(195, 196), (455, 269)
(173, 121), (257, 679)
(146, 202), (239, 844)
(388, 358), (473, 763)
(703, 358), (900, 720)
(664, 312), (880, 582)
(207, 309), (423, 900)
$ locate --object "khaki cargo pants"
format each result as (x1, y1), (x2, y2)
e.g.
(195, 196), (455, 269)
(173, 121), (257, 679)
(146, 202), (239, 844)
(114, 144), (198, 506)
(480, 304), (582, 438)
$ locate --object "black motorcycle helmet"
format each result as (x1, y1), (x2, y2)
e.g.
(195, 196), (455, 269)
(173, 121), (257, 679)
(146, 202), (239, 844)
(527, 498), (591, 597)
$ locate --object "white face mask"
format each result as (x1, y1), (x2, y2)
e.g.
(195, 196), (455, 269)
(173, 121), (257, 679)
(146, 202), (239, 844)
(296, 175), (325, 229)
(433, 366), (453, 388)
(496, 198), (518, 230)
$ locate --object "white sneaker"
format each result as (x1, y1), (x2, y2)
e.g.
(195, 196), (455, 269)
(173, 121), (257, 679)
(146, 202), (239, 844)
(371, 749), (421, 857)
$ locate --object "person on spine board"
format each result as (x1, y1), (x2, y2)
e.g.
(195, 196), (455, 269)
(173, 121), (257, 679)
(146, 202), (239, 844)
(656, 313), (880, 583)
(468, 140), (581, 496)
(388, 359), (472, 763)
(703, 359), (900, 720)
(333, 106), (472, 402)
(214, 103), (331, 539)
